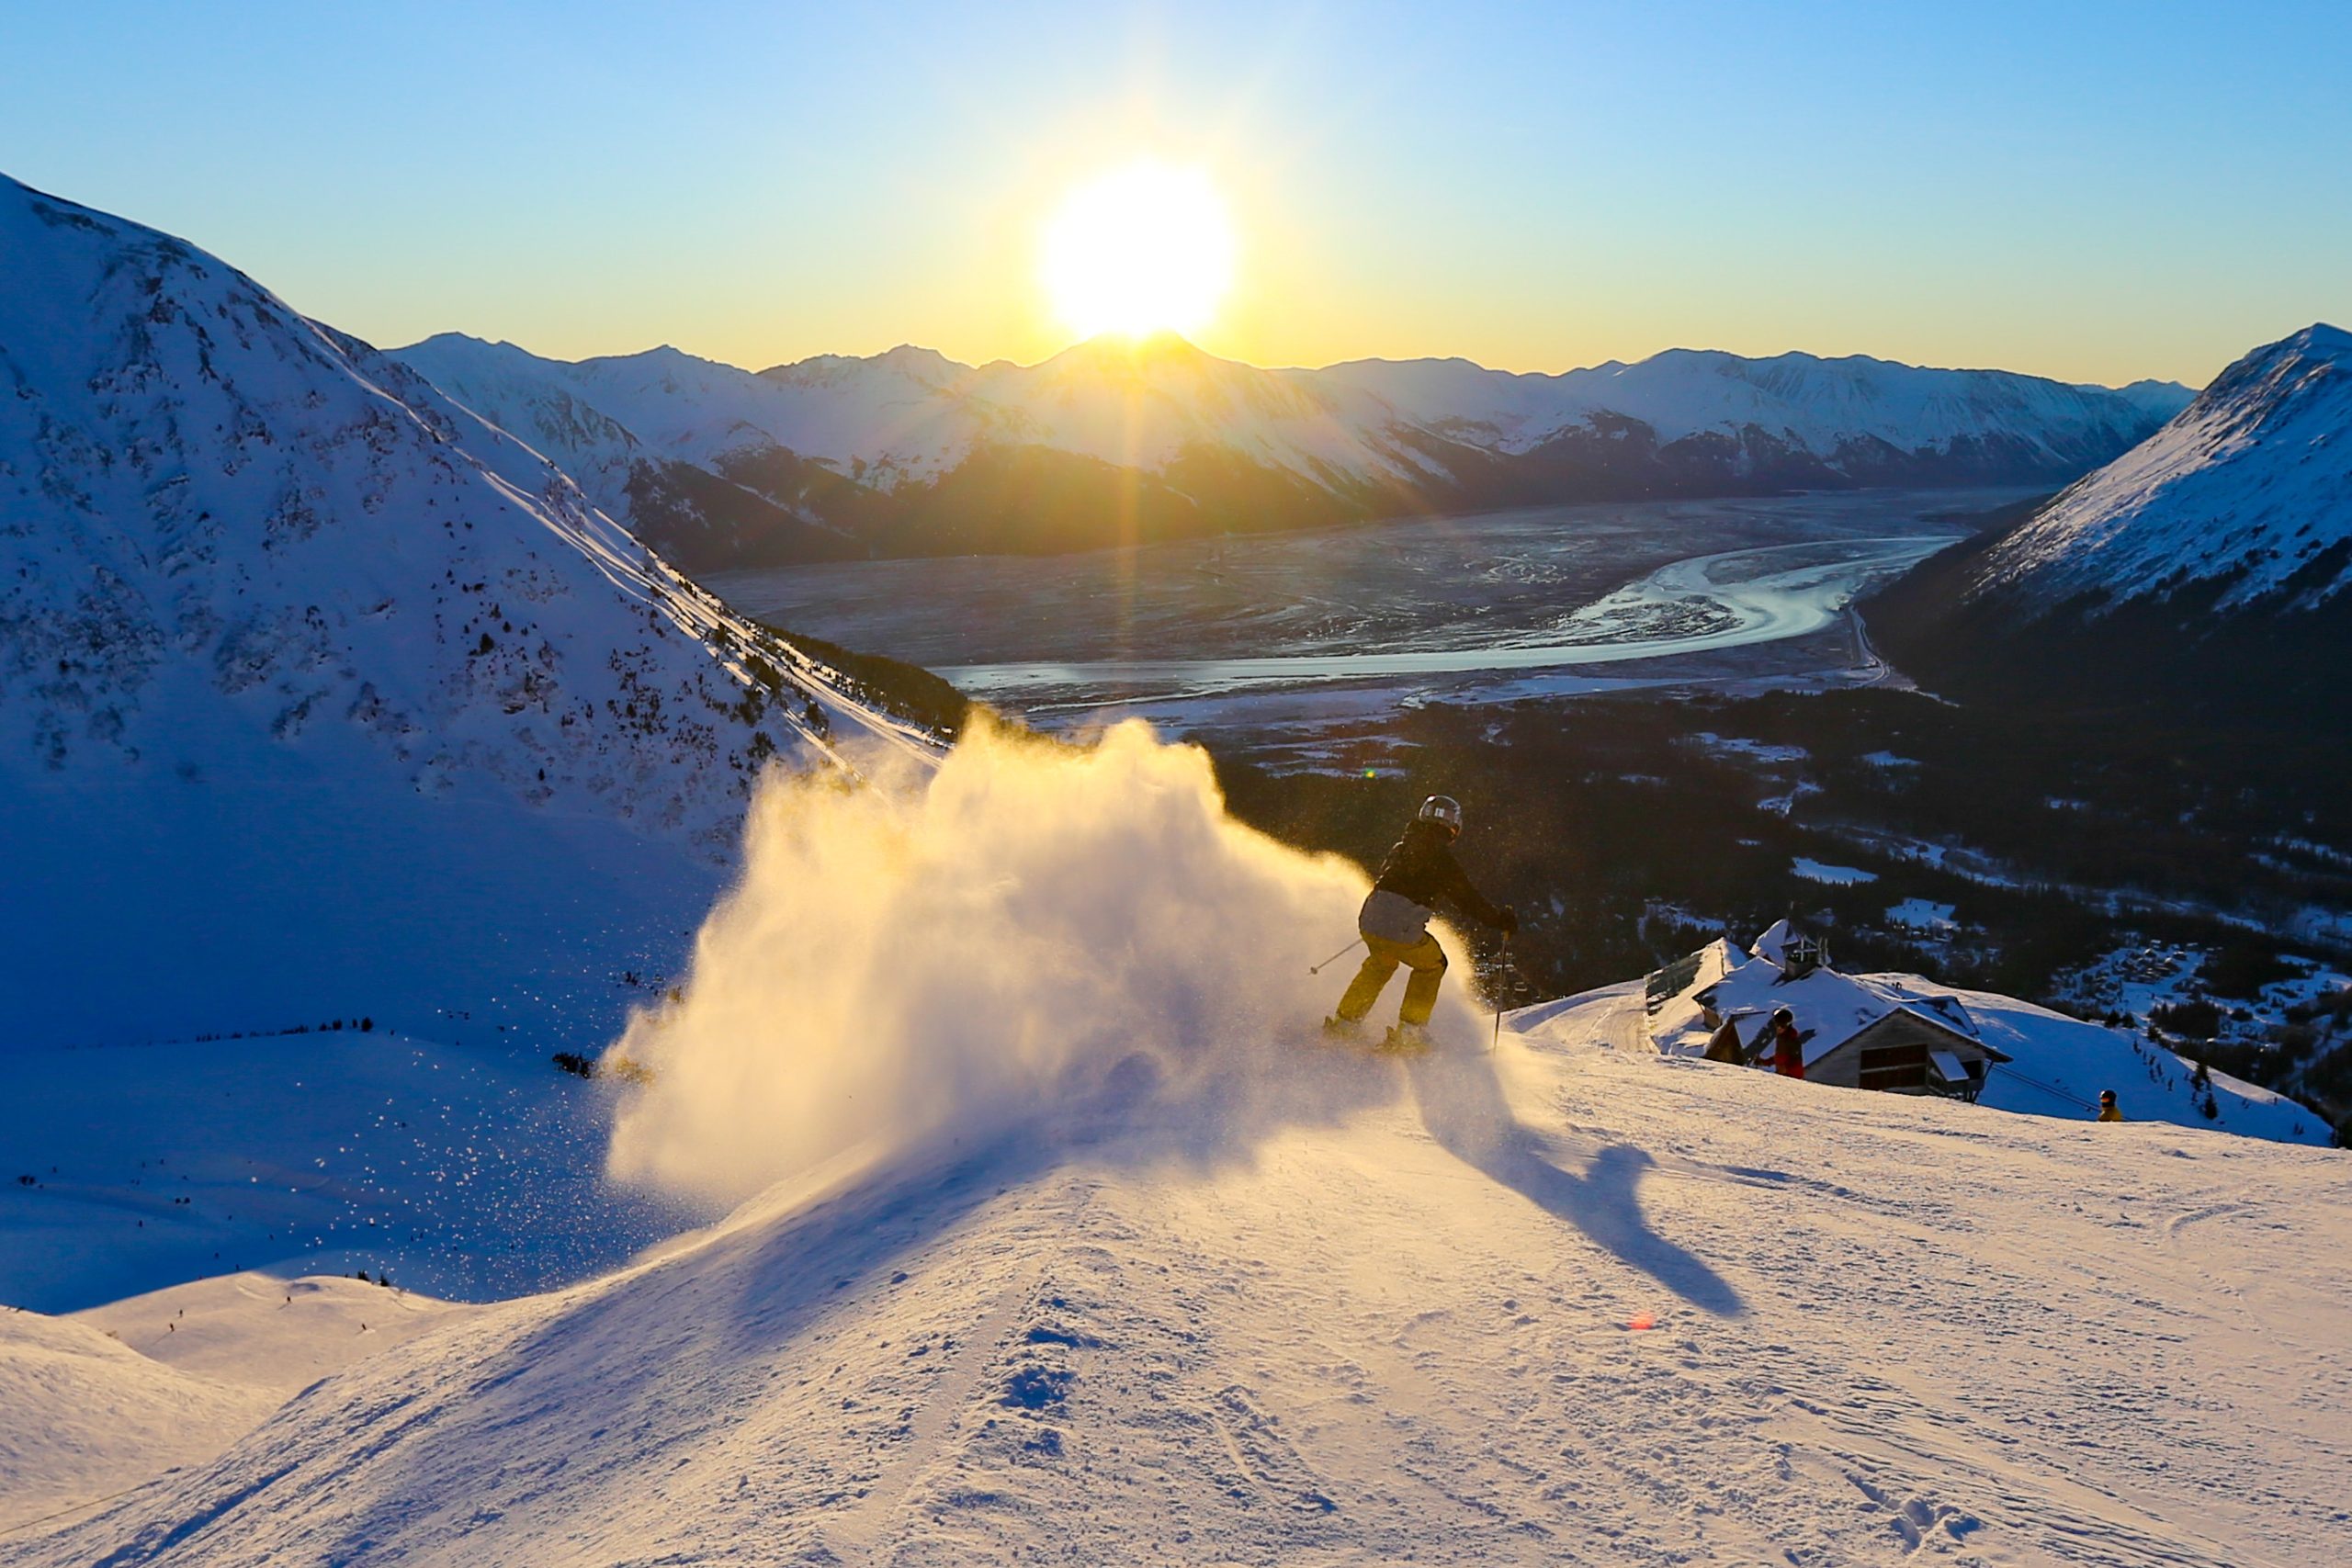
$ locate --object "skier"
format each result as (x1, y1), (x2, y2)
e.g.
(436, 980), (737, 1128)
(1324, 795), (1516, 1051)
(1755, 1006), (1812, 1079)
(2097, 1089), (2123, 1122)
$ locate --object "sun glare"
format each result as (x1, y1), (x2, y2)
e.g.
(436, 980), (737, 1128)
(1041, 162), (1236, 342)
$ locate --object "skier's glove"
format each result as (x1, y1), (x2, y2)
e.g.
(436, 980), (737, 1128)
(1498, 906), (1520, 936)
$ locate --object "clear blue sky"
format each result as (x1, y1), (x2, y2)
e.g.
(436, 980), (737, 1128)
(4, 0), (2346, 385)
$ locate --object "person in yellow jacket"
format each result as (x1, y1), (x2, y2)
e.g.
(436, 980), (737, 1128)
(2097, 1089), (2123, 1122)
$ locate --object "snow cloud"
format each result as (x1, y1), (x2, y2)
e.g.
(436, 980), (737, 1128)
(604, 719), (1491, 1205)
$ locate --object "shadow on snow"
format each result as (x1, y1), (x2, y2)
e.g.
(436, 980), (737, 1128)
(1408, 1049), (1747, 1319)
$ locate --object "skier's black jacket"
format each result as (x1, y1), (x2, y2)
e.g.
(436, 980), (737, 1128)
(1372, 819), (1510, 930)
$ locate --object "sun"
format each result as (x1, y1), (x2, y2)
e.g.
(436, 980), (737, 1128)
(1041, 161), (1236, 342)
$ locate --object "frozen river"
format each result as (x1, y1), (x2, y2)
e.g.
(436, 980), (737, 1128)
(707, 488), (2027, 717)
(941, 534), (1962, 703)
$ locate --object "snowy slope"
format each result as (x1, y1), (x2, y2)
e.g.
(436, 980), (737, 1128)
(72, 1271), (470, 1397)
(1967, 323), (2352, 610)
(0, 1027), (684, 1313)
(365, 333), (649, 518)
(11, 989), (2348, 1567)
(0, 172), (936, 1046)
(0, 1275), (464, 1533)
(9, 722), (2343, 1562)
(385, 333), (864, 569)
(2104, 378), (2204, 423)
(1865, 323), (2352, 725)
(1957, 985), (2333, 1140)
(0, 1307), (275, 1534)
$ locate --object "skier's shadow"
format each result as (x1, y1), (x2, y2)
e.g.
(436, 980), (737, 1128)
(1407, 1048), (1746, 1319)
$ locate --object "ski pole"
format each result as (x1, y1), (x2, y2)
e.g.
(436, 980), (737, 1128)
(1490, 933), (1512, 1055)
(1308, 936), (1364, 975)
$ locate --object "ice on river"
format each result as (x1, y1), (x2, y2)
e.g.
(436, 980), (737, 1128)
(943, 534), (1962, 706)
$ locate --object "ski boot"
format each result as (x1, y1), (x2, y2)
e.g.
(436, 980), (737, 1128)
(1379, 1021), (1433, 1055)
(1321, 1013), (1364, 1042)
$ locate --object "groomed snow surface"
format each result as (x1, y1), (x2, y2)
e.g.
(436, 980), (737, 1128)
(7, 990), (2348, 1564)
(7, 725), (2348, 1565)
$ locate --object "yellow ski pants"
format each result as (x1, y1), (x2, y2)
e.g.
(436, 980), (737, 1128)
(1335, 931), (1448, 1027)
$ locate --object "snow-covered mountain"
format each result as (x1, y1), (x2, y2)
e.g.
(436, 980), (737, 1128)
(1966, 322), (2352, 610)
(1317, 346), (2186, 468)
(0, 174), (934, 1046)
(392, 332), (2188, 569)
(382, 335), (868, 570)
(1869, 323), (2352, 725)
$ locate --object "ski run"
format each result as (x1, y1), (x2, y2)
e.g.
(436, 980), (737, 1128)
(6, 983), (2349, 1565)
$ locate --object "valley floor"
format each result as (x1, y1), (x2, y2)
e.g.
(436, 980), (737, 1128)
(708, 487), (2017, 723)
(8, 987), (2347, 1566)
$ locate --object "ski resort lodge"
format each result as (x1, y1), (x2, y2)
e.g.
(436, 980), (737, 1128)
(1645, 920), (2010, 1098)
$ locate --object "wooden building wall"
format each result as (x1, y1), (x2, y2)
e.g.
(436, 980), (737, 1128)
(1808, 1011), (1991, 1093)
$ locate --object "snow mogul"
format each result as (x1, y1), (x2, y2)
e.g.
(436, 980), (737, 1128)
(1324, 795), (1516, 1051)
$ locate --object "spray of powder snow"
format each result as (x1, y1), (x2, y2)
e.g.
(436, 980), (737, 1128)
(605, 719), (1495, 1205)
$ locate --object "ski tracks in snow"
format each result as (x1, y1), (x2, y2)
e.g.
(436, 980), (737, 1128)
(1502, 1008), (2350, 1567)
(19, 999), (2351, 1566)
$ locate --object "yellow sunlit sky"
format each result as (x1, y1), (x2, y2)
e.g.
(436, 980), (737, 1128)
(4, 2), (2348, 387)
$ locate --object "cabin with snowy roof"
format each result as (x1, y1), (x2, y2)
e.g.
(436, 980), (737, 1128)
(1644, 920), (2010, 1099)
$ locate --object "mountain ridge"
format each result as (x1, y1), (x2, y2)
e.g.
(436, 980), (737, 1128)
(392, 331), (2190, 570)
(0, 172), (935, 1046)
(1965, 321), (2351, 610)
(1866, 321), (2352, 728)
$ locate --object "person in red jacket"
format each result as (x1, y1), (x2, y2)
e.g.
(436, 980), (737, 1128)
(1754, 1006), (1813, 1079)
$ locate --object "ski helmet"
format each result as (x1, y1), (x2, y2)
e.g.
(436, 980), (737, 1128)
(1418, 795), (1464, 832)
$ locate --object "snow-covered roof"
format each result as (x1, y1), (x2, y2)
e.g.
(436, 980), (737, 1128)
(1650, 929), (2003, 1068)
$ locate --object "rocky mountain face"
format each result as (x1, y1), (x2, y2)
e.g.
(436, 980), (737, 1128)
(1868, 324), (2352, 728)
(0, 173), (933, 1043)
(393, 332), (2188, 571)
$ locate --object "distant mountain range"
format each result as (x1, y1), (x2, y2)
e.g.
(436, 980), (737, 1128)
(1870, 323), (2352, 728)
(392, 332), (2192, 570)
(0, 173), (932, 1043)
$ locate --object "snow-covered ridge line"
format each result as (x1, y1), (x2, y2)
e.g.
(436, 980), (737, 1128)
(1311, 344), (2189, 456)
(1966, 321), (2352, 611)
(0, 171), (932, 809)
(390, 329), (2188, 567)
(413, 329), (2191, 475)
(0, 170), (940, 1045)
